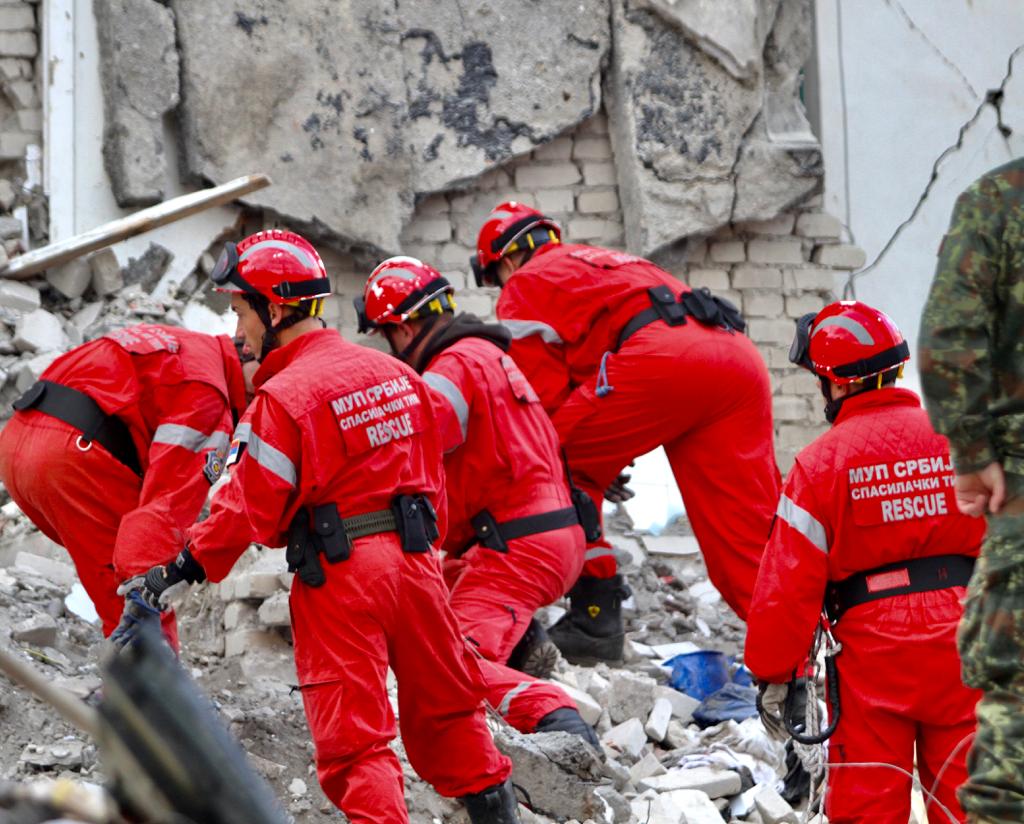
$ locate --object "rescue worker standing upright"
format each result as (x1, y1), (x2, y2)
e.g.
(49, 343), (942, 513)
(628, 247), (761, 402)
(746, 301), (982, 824)
(113, 231), (520, 824)
(472, 201), (780, 661)
(0, 323), (248, 648)
(919, 156), (1024, 824)
(356, 256), (597, 745)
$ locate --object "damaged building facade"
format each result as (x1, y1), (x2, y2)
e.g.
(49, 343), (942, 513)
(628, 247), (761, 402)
(1, 0), (869, 470)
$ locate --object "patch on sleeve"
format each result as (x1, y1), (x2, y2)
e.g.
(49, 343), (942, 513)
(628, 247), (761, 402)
(225, 438), (246, 467)
(847, 454), (957, 526)
(330, 374), (428, 454)
(203, 448), (227, 484)
(106, 325), (180, 354)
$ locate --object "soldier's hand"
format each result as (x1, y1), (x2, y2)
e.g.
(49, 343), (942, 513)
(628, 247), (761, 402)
(955, 461), (1006, 517)
(605, 463), (637, 504)
(756, 681), (790, 742)
(109, 590), (162, 650)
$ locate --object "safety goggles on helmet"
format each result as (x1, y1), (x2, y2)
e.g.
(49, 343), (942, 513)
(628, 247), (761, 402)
(354, 296), (376, 334)
(210, 239), (332, 303)
(788, 312), (816, 370)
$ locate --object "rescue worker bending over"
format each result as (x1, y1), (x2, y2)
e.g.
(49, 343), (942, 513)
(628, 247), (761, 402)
(472, 201), (781, 662)
(0, 323), (248, 648)
(357, 257), (597, 746)
(113, 231), (521, 824)
(746, 301), (982, 824)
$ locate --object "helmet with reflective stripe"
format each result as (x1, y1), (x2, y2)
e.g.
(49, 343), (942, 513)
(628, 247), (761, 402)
(356, 256), (456, 333)
(791, 300), (910, 385)
(471, 201), (562, 287)
(210, 230), (331, 308)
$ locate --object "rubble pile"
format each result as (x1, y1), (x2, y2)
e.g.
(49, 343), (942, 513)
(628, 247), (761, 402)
(0, 240), (225, 416)
(0, 491), (811, 823)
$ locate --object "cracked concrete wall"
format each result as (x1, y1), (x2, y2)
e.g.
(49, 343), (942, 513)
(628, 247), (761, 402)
(814, 0), (1024, 391)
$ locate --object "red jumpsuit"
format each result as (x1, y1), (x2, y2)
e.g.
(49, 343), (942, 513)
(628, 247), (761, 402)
(745, 388), (983, 824)
(0, 325), (246, 646)
(498, 243), (779, 618)
(187, 329), (510, 823)
(422, 323), (584, 730)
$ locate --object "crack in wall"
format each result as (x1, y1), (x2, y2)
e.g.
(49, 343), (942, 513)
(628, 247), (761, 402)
(885, 0), (979, 100)
(844, 42), (1023, 300)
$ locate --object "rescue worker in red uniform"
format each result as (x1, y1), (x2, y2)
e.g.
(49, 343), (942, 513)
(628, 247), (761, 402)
(745, 301), (982, 824)
(0, 324), (248, 648)
(356, 257), (597, 745)
(472, 201), (780, 662)
(113, 231), (520, 824)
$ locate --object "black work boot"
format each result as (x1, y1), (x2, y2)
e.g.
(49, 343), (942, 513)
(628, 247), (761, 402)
(547, 574), (631, 664)
(534, 707), (601, 750)
(506, 617), (561, 679)
(461, 778), (521, 824)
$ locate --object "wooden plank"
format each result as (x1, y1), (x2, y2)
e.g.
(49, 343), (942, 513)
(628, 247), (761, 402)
(0, 174), (272, 280)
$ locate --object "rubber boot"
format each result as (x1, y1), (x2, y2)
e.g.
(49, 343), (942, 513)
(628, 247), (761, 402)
(461, 778), (522, 824)
(547, 574), (630, 664)
(534, 706), (601, 751)
(506, 617), (561, 679)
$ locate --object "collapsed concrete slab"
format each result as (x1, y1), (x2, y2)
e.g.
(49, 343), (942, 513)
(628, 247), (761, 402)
(605, 0), (821, 255)
(93, 0), (180, 207)
(168, 0), (610, 253)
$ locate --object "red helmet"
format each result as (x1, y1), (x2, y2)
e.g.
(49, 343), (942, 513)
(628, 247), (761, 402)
(210, 230), (331, 307)
(356, 256), (456, 333)
(790, 300), (910, 385)
(471, 201), (561, 287)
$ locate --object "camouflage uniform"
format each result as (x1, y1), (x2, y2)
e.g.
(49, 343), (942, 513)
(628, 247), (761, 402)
(919, 156), (1024, 824)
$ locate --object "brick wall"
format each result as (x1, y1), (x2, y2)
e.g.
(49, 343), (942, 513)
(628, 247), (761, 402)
(0, 0), (41, 266)
(321, 110), (864, 470)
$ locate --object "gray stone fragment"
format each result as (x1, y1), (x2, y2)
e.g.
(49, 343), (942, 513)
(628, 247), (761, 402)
(0, 179), (16, 211)
(15, 351), (61, 391)
(654, 684), (700, 724)
(660, 788), (724, 823)
(93, 0), (179, 206)
(169, 0), (609, 252)
(88, 248), (124, 295)
(637, 766), (742, 798)
(594, 786), (632, 823)
(609, 669), (657, 724)
(46, 257), (93, 299)
(258, 591), (291, 627)
(0, 279), (40, 312)
(602, 716), (647, 760)
(12, 612), (58, 646)
(644, 696), (673, 742)
(13, 308), (67, 352)
(754, 784), (798, 823)
(493, 725), (606, 821)
(122, 243), (173, 293)
(0, 216), (22, 239)
(19, 740), (85, 768)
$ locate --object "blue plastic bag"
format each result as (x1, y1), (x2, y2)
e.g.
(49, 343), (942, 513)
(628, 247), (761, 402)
(666, 650), (730, 700)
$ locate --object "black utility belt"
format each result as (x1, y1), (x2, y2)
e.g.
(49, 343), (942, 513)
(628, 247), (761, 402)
(616, 285), (746, 351)
(286, 494), (439, 588)
(825, 553), (975, 623)
(13, 380), (142, 477)
(469, 506), (580, 554)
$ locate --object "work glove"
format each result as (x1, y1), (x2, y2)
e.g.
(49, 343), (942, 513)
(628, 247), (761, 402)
(604, 464), (636, 504)
(116, 546), (207, 612)
(109, 590), (162, 650)
(757, 681), (790, 743)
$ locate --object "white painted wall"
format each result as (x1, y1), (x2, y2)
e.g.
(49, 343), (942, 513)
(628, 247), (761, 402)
(43, 0), (241, 322)
(813, 0), (1024, 393)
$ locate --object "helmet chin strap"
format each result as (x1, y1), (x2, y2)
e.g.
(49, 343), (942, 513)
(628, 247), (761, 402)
(397, 313), (446, 371)
(252, 299), (320, 362)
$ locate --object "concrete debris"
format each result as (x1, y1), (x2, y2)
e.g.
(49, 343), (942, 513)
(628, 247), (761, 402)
(753, 783), (799, 823)
(13, 308), (68, 353)
(0, 279), (40, 312)
(46, 258), (93, 300)
(0, 450), (786, 824)
(122, 243), (173, 294)
(88, 249), (124, 296)
(11, 612), (58, 646)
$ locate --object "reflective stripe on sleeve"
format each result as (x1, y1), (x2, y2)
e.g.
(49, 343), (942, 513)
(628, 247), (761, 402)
(498, 681), (535, 716)
(776, 494), (828, 554)
(501, 320), (563, 344)
(247, 432), (297, 487)
(423, 371), (469, 443)
(233, 422), (252, 444)
(153, 423), (230, 455)
(584, 547), (616, 561)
